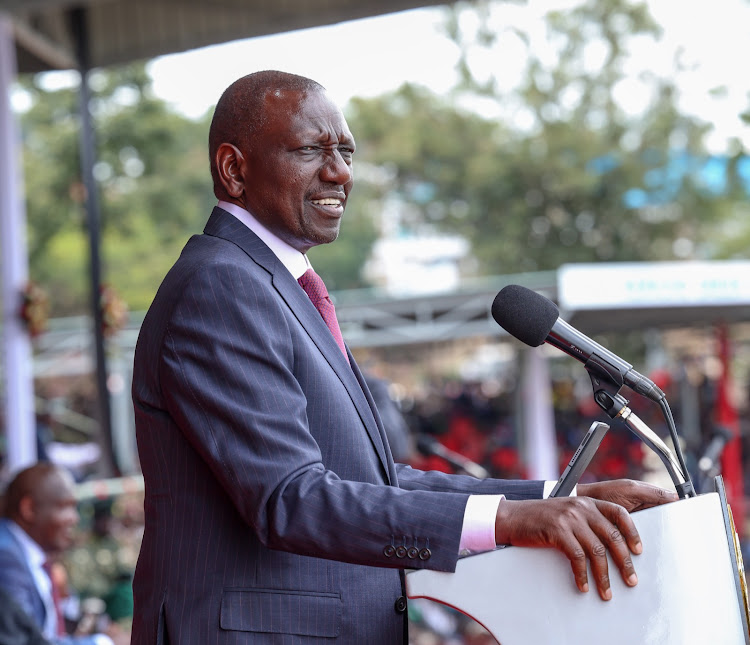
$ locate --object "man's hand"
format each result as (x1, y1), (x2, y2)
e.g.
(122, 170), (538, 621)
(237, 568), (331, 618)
(494, 481), (677, 601)
(578, 479), (678, 512)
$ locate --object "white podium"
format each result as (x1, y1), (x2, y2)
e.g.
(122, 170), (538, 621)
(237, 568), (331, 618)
(407, 485), (750, 644)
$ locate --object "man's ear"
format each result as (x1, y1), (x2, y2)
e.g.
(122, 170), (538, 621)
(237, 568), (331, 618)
(215, 143), (246, 200)
(17, 495), (35, 524)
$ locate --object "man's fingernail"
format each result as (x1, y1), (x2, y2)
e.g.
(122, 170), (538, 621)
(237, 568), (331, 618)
(628, 573), (638, 586)
(633, 541), (643, 555)
(603, 588), (612, 601)
(581, 582), (589, 593)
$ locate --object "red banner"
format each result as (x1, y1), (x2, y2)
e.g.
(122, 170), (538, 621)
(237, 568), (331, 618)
(717, 324), (745, 537)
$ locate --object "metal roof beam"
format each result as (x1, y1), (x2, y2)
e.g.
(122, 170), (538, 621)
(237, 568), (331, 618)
(12, 16), (75, 69)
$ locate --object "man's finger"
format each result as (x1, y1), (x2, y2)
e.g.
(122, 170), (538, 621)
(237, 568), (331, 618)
(590, 501), (643, 593)
(556, 533), (590, 595)
(636, 484), (679, 510)
(594, 519), (638, 590)
(577, 526), (612, 601)
(598, 500), (642, 555)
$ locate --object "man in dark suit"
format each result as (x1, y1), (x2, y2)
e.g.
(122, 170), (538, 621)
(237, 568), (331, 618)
(131, 70), (676, 644)
(0, 463), (114, 645)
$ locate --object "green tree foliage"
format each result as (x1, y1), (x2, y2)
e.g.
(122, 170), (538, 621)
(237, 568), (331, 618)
(18, 64), (214, 316)
(345, 0), (749, 277)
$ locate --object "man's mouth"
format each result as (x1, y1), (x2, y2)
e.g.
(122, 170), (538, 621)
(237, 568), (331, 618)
(311, 198), (343, 207)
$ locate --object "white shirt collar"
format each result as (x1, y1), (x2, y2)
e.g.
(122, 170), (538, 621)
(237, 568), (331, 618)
(217, 201), (311, 280)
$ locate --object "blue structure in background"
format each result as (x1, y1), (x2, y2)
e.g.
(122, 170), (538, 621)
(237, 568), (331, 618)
(585, 151), (750, 209)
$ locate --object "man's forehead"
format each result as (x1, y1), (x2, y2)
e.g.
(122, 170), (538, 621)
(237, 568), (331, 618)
(261, 86), (318, 111)
(263, 89), (352, 139)
(36, 470), (75, 500)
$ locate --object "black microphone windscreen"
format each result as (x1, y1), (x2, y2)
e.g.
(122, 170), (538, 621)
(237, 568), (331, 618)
(491, 285), (559, 347)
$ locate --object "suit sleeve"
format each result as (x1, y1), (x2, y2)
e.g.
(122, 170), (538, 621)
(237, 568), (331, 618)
(395, 463), (546, 500)
(153, 261), (474, 572)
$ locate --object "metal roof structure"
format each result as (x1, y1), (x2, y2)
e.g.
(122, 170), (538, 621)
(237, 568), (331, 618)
(33, 271), (555, 373)
(4, 0), (454, 73)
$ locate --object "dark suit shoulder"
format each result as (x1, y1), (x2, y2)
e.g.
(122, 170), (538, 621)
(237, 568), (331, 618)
(133, 229), (288, 400)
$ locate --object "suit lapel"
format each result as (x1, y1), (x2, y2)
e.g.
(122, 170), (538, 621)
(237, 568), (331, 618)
(274, 269), (392, 481)
(203, 208), (392, 482)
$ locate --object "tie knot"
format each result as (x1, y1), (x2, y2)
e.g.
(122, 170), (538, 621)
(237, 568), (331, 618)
(298, 268), (329, 304)
(297, 268), (349, 364)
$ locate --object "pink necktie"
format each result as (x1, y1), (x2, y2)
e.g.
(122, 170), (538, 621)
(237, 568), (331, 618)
(42, 561), (65, 636)
(298, 269), (349, 364)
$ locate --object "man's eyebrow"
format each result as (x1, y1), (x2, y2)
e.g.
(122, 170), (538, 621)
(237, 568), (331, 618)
(299, 129), (354, 145)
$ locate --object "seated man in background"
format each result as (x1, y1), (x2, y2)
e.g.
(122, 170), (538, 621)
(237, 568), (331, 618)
(0, 462), (116, 645)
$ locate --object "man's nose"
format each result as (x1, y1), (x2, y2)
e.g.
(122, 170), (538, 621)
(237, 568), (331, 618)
(320, 150), (352, 185)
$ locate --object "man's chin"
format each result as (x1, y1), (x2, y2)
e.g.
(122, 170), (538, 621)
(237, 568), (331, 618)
(303, 229), (340, 251)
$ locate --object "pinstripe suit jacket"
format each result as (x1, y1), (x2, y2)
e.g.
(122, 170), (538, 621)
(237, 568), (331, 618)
(131, 207), (544, 644)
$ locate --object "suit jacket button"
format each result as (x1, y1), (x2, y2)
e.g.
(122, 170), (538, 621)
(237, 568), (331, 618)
(394, 596), (407, 614)
(383, 545), (396, 557)
(419, 548), (432, 561)
(395, 546), (407, 558)
(407, 547), (419, 559)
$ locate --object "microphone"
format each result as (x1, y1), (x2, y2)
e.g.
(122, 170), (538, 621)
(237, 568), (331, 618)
(415, 435), (489, 479)
(491, 284), (665, 403)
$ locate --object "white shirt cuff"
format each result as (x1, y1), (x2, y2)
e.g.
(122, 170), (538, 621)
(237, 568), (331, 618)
(458, 494), (504, 554)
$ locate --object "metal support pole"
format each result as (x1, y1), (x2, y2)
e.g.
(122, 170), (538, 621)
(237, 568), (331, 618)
(70, 7), (119, 476)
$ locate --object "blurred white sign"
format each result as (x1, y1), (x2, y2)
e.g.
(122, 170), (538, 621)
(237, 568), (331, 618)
(558, 261), (750, 310)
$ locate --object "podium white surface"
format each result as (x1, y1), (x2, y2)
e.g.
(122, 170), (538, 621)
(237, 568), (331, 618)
(406, 492), (749, 644)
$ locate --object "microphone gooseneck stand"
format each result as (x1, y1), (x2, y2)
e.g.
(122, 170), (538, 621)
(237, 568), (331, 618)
(584, 356), (696, 499)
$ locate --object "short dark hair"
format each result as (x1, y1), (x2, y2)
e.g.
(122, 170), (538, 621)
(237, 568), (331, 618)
(208, 70), (325, 198)
(2, 462), (61, 518)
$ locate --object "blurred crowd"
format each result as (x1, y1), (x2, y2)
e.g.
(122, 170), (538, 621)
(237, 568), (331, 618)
(403, 363), (749, 493)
